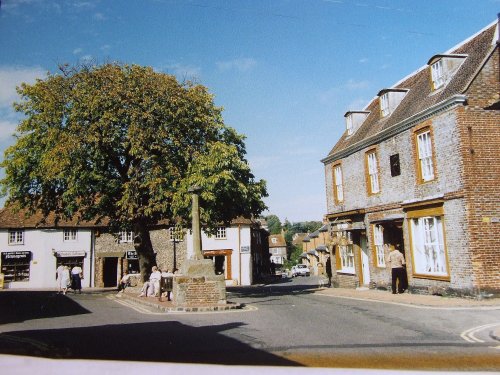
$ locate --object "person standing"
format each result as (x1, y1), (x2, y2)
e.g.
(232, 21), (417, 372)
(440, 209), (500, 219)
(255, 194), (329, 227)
(387, 245), (406, 294)
(56, 264), (65, 293)
(71, 265), (83, 294)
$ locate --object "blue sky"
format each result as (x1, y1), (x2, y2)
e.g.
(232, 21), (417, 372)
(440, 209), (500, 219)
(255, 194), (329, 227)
(0, 0), (498, 222)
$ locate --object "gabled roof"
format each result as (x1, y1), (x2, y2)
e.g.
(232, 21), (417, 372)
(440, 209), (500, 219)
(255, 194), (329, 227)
(268, 234), (286, 247)
(322, 21), (498, 164)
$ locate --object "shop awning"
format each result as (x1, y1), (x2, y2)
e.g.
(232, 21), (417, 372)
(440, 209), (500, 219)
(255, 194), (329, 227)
(316, 245), (328, 252)
(307, 250), (317, 256)
(54, 250), (86, 257)
(319, 224), (329, 232)
(299, 253), (308, 258)
(370, 214), (404, 223)
(97, 251), (125, 258)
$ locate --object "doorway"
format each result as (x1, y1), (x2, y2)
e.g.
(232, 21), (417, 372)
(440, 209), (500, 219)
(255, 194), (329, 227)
(360, 235), (370, 286)
(103, 257), (118, 287)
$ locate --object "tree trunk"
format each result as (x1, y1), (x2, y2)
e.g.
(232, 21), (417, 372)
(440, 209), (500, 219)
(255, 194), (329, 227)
(133, 222), (156, 282)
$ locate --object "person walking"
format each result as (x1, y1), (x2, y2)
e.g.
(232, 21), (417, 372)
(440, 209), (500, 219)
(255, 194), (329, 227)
(387, 245), (406, 294)
(71, 265), (83, 294)
(60, 266), (71, 295)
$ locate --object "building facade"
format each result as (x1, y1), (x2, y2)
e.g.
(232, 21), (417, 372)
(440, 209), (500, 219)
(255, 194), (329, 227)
(321, 20), (500, 296)
(268, 234), (287, 266)
(0, 207), (269, 289)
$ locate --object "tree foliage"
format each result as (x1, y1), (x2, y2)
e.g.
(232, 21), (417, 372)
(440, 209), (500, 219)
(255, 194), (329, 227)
(0, 63), (268, 276)
(265, 214), (282, 235)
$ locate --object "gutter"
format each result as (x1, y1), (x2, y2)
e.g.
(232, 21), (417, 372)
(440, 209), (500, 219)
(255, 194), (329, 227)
(321, 94), (467, 165)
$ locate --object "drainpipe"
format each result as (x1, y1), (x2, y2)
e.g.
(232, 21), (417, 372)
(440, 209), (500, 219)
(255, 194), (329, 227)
(238, 224), (241, 286)
(89, 228), (94, 288)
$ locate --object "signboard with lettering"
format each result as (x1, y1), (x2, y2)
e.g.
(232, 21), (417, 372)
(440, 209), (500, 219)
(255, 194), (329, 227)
(1, 251), (31, 261)
(126, 251), (138, 259)
(240, 246), (250, 254)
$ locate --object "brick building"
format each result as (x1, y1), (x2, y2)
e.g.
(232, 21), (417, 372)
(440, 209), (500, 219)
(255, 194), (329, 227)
(321, 20), (499, 297)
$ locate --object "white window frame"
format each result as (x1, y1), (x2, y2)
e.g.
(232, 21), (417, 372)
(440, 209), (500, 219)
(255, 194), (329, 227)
(8, 230), (24, 245)
(380, 93), (390, 117)
(339, 244), (355, 274)
(373, 224), (385, 267)
(367, 151), (380, 194)
(346, 115), (353, 135)
(63, 229), (78, 242)
(431, 60), (445, 90)
(417, 130), (435, 182)
(118, 230), (134, 243)
(215, 227), (227, 240)
(410, 216), (448, 277)
(333, 164), (344, 203)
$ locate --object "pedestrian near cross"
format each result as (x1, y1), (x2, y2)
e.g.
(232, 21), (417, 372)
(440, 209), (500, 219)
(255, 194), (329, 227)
(387, 245), (407, 294)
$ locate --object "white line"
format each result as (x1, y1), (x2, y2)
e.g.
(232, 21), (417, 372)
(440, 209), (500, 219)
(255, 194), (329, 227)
(460, 323), (500, 343)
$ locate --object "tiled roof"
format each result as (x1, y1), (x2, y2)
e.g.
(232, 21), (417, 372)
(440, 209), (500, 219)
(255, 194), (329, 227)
(323, 22), (497, 162)
(0, 206), (103, 229)
(268, 234), (286, 247)
(0, 206), (256, 229)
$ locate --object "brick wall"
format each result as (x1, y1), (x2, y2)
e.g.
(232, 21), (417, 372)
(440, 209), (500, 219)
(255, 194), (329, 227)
(459, 47), (500, 294)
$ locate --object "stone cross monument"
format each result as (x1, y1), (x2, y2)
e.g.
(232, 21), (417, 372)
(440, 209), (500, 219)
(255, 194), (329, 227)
(172, 186), (227, 306)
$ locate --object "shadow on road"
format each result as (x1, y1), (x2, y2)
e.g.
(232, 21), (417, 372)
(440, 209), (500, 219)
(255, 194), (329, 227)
(0, 292), (91, 325)
(0, 320), (301, 367)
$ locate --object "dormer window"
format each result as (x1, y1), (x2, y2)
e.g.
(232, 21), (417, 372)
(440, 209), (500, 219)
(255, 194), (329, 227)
(378, 89), (408, 118)
(380, 93), (390, 117)
(431, 60), (445, 89)
(344, 111), (370, 136)
(428, 54), (467, 91)
(346, 115), (353, 135)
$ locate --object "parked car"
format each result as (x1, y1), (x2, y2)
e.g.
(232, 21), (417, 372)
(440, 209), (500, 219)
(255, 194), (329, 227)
(292, 264), (310, 277)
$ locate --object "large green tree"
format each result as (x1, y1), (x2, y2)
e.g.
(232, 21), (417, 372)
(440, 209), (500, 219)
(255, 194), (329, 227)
(0, 63), (267, 279)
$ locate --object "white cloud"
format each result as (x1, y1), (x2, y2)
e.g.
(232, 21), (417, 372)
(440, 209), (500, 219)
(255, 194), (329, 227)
(0, 65), (47, 108)
(158, 63), (202, 80)
(0, 119), (18, 141)
(344, 79), (370, 90)
(93, 12), (107, 21)
(359, 57), (369, 63)
(73, 48), (83, 55)
(216, 58), (257, 72)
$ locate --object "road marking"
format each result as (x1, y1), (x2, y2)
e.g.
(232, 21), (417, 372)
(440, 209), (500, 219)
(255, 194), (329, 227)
(315, 292), (500, 310)
(460, 322), (500, 343)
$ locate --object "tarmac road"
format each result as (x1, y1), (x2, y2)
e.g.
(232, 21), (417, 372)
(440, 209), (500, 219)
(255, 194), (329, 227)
(0, 276), (499, 371)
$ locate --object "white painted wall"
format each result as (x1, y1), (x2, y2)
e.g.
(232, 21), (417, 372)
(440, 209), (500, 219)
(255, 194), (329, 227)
(0, 228), (93, 289)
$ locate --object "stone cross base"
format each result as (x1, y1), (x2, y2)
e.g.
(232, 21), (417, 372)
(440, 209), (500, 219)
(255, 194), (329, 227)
(173, 259), (227, 306)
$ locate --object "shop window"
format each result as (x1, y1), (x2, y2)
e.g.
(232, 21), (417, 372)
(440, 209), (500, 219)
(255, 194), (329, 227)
(56, 256), (84, 276)
(410, 216), (449, 277)
(1, 251), (31, 282)
(372, 224), (385, 267)
(64, 229), (77, 242)
(8, 230), (24, 245)
(338, 245), (355, 273)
